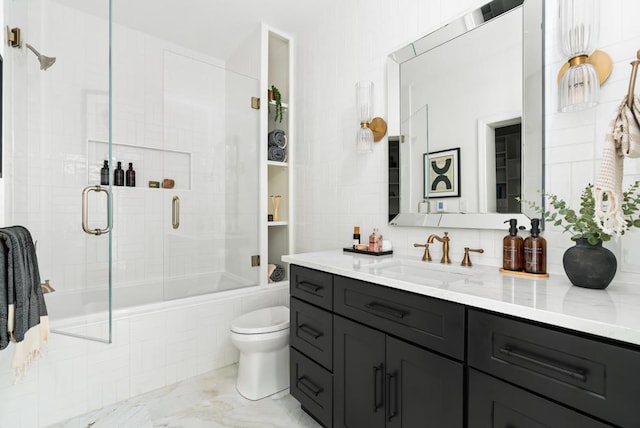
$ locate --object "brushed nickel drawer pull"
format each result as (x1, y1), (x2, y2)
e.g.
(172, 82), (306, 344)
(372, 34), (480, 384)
(297, 376), (323, 397)
(365, 301), (408, 319)
(499, 346), (587, 382)
(297, 281), (323, 294)
(298, 323), (323, 339)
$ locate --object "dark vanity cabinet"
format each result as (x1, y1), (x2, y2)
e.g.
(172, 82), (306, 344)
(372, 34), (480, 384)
(289, 264), (640, 428)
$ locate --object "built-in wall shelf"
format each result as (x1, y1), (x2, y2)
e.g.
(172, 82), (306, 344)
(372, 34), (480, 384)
(268, 221), (289, 227)
(267, 160), (288, 167)
(88, 140), (191, 190)
(268, 100), (289, 109)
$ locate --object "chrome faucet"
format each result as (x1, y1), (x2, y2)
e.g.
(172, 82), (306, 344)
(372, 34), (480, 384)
(427, 232), (451, 264)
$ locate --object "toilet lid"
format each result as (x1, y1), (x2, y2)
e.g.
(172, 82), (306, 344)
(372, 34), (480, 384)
(230, 306), (290, 334)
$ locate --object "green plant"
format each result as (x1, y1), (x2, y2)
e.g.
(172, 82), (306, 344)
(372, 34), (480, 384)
(270, 85), (283, 123)
(519, 181), (640, 245)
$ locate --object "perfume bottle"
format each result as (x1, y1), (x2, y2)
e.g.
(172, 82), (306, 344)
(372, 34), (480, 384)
(100, 160), (109, 185)
(126, 162), (136, 187)
(114, 161), (124, 186)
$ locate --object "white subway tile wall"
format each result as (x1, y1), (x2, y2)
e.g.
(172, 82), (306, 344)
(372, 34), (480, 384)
(293, 0), (640, 280)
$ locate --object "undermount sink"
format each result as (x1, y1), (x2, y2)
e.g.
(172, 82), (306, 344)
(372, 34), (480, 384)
(368, 259), (471, 287)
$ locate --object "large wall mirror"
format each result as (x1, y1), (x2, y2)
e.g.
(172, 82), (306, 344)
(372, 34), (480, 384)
(387, 0), (544, 230)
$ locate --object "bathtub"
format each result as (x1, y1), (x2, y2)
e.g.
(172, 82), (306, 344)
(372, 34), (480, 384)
(44, 271), (256, 324)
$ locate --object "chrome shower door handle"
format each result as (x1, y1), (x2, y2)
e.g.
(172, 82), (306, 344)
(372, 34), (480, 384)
(172, 196), (180, 229)
(82, 185), (111, 236)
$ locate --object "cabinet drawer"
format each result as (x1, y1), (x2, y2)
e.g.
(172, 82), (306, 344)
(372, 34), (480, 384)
(291, 297), (333, 371)
(468, 310), (640, 428)
(334, 275), (465, 360)
(291, 348), (333, 428)
(290, 265), (333, 310)
(468, 369), (611, 428)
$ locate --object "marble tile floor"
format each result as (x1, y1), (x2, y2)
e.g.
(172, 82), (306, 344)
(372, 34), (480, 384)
(49, 364), (321, 428)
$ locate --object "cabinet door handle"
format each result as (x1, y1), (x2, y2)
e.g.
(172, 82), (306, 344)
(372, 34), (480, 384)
(297, 280), (323, 294)
(297, 323), (323, 340)
(373, 364), (384, 412)
(499, 347), (587, 382)
(386, 372), (399, 421)
(365, 301), (409, 319)
(296, 376), (323, 397)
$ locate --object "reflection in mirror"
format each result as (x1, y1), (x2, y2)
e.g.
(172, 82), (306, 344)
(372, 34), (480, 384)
(388, 0), (544, 230)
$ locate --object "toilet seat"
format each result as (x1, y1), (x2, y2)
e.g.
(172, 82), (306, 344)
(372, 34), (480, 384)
(231, 306), (289, 334)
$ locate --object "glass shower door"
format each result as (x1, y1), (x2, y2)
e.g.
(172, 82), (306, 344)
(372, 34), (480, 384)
(161, 52), (261, 300)
(4, 0), (113, 342)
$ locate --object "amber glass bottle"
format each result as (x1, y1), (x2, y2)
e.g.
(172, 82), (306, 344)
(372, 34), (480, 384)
(524, 218), (546, 274)
(503, 219), (524, 271)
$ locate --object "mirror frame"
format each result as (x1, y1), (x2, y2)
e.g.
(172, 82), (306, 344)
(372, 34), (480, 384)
(387, 0), (544, 230)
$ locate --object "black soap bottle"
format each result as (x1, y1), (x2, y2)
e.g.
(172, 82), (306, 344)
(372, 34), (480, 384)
(126, 162), (136, 187)
(114, 161), (124, 186)
(524, 218), (547, 274)
(100, 160), (109, 185)
(503, 218), (524, 271)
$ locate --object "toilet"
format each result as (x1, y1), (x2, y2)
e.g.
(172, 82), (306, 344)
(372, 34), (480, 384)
(230, 305), (290, 400)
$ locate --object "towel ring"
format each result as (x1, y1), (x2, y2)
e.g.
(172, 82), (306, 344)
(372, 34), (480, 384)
(626, 49), (640, 108)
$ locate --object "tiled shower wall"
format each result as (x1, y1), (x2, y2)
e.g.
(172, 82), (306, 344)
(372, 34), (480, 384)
(293, 0), (640, 281)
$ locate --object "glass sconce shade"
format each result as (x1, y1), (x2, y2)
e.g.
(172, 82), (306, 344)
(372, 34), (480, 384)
(356, 126), (374, 154)
(356, 81), (373, 123)
(559, 0), (598, 57)
(559, 61), (599, 112)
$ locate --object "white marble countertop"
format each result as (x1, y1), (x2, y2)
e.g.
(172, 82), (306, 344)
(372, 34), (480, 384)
(283, 250), (640, 347)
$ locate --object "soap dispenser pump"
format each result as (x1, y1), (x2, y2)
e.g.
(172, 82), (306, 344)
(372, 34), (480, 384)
(503, 218), (524, 271)
(524, 218), (546, 274)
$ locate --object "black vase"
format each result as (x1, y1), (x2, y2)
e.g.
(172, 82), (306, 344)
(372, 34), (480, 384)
(562, 238), (617, 289)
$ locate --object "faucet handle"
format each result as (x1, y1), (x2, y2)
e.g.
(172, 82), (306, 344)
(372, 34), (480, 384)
(413, 242), (432, 262)
(461, 247), (484, 267)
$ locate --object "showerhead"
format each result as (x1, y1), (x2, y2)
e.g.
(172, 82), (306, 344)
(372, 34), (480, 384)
(25, 43), (56, 71)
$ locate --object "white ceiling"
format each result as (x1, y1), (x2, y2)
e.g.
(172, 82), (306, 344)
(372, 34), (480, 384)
(53, 0), (329, 59)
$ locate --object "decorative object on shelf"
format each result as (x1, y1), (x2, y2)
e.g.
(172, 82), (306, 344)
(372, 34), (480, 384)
(267, 129), (287, 161)
(557, 0), (612, 112)
(270, 195), (281, 222)
(268, 145), (285, 162)
(268, 263), (285, 283)
(148, 180), (160, 188)
(100, 160), (109, 185)
(268, 129), (287, 148)
(424, 147), (460, 198)
(113, 161), (124, 186)
(520, 182), (640, 289)
(162, 178), (175, 189)
(125, 162), (136, 187)
(269, 85), (283, 123)
(356, 81), (387, 154)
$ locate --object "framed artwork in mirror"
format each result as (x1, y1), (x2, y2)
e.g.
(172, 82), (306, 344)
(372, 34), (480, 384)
(424, 147), (460, 198)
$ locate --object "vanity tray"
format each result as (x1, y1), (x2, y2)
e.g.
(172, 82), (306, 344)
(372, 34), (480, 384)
(343, 247), (393, 256)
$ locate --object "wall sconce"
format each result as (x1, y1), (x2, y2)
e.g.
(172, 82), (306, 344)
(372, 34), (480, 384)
(356, 81), (387, 153)
(557, 0), (612, 112)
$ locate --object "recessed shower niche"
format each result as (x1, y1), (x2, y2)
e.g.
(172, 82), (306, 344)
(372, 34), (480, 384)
(88, 140), (191, 189)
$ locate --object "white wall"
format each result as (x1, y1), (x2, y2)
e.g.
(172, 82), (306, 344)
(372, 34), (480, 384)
(292, 0), (640, 281)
